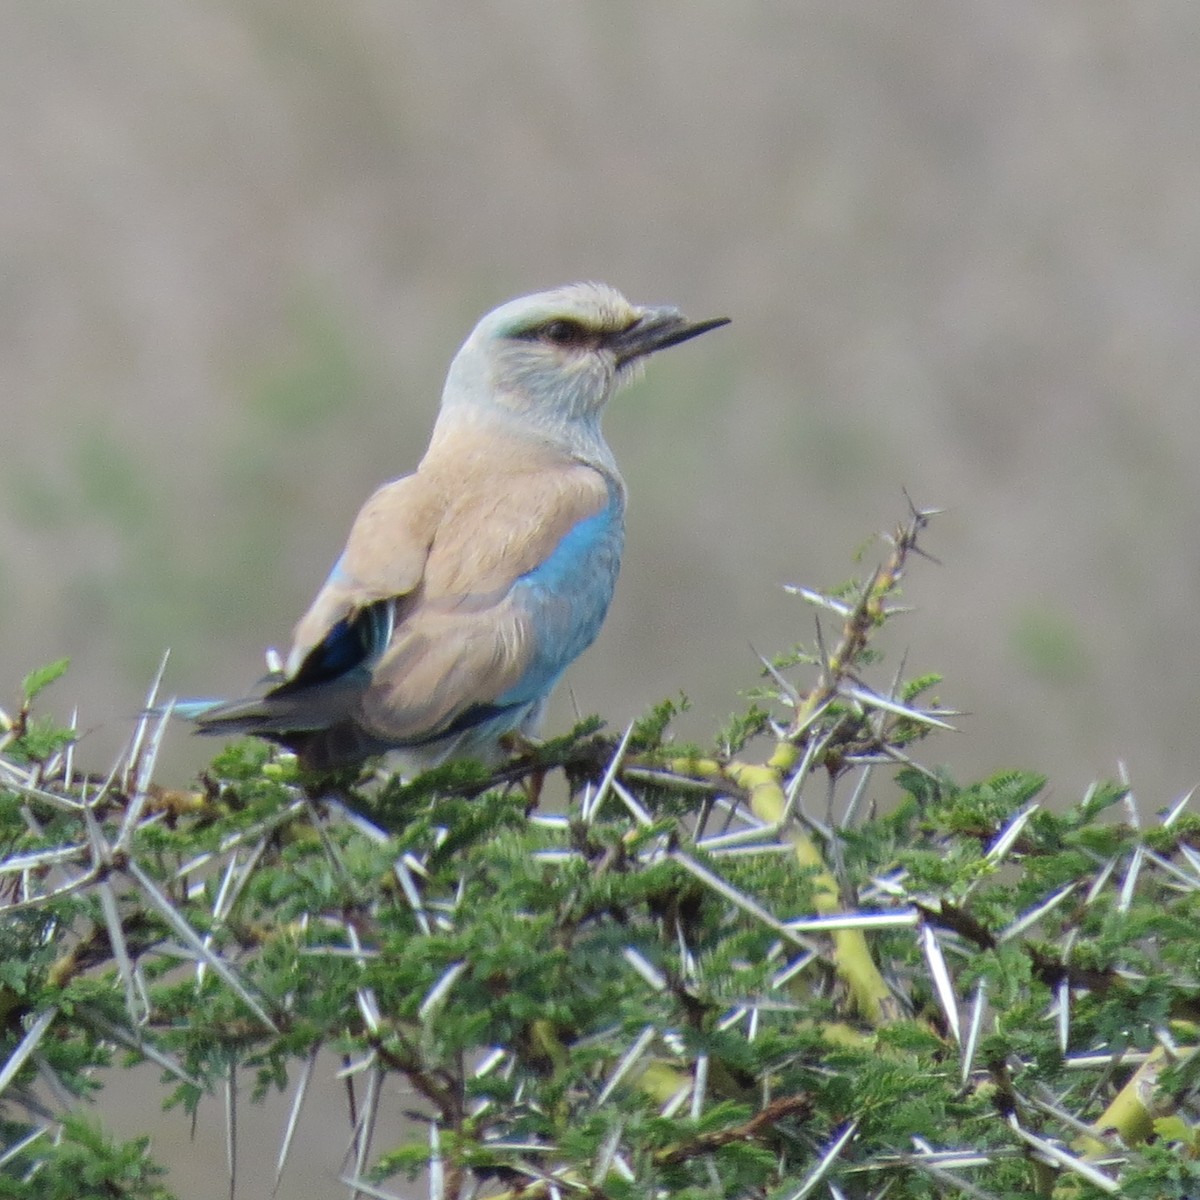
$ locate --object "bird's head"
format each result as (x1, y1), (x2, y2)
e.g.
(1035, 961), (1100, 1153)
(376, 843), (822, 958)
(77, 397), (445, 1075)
(441, 283), (729, 442)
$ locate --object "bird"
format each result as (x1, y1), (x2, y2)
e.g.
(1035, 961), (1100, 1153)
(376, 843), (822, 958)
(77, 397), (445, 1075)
(178, 283), (729, 771)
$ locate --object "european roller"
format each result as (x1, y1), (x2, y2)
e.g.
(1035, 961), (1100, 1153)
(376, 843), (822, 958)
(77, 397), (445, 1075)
(182, 283), (729, 770)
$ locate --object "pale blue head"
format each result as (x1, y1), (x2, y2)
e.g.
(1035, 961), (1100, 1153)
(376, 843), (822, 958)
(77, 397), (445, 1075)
(440, 283), (729, 449)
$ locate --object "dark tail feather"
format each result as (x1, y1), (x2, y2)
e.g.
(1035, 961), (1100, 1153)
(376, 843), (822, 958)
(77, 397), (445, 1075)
(172, 680), (386, 770)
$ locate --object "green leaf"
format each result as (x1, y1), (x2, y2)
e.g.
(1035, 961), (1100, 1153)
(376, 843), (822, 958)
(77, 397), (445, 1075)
(21, 658), (70, 702)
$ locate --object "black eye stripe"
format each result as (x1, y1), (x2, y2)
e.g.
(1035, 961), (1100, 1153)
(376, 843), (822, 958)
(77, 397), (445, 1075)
(540, 318), (589, 345)
(511, 317), (613, 347)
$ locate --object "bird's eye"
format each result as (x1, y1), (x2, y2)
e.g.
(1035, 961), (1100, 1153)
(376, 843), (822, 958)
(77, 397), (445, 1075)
(540, 319), (588, 346)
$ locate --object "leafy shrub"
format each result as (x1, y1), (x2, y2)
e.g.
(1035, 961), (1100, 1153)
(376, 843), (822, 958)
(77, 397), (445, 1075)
(3, 507), (1198, 1199)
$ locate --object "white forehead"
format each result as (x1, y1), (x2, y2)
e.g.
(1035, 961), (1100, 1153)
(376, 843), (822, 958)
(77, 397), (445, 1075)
(473, 282), (638, 341)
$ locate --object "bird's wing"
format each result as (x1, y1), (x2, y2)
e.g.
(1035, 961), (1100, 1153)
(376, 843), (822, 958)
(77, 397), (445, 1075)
(357, 461), (623, 745)
(285, 473), (441, 679)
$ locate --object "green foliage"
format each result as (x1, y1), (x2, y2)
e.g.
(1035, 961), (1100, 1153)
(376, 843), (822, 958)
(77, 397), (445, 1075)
(4, 511), (1200, 1198)
(0, 1114), (168, 1200)
(21, 658), (70, 703)
(630, 692), (690, 752)
(3, 663), (75, 763)
(715, 702), (771, 756)
(6, 715), (75, 764)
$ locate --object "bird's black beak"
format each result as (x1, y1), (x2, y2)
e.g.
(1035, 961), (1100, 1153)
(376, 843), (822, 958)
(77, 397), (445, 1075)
(608, 307), (730, 367)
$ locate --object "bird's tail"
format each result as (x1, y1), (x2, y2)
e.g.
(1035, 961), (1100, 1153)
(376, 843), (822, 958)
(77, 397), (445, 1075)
(166, 682), (390, 770)
(172, 692), (341, 738)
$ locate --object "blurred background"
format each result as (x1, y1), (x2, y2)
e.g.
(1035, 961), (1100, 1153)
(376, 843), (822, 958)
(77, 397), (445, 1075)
(5, 2), (1200, 1193)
